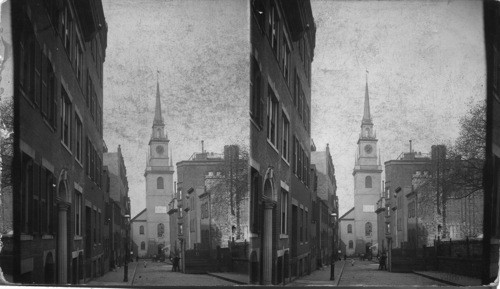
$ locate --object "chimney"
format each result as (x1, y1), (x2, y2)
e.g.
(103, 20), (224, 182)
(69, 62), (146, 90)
(201, 140), (204, 153)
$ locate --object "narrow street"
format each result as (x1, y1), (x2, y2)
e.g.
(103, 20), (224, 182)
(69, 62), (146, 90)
(338, 260), (447, 286)
(86, 260), (237, 286)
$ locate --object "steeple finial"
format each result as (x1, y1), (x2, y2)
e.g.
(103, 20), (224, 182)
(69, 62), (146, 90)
(362, 70), (372, 125)
(153, 70), (164, 126)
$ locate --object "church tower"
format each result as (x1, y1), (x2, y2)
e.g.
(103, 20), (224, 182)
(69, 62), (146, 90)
(352, 73), (382, 255)
(144, 79), (174, 256)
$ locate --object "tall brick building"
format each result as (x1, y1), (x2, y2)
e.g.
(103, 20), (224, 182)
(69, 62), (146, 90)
(250, 0), (316, 284)
(103, 145), (129, 268)
(376, 149), (432, 254)
(12, 0), (107, 284)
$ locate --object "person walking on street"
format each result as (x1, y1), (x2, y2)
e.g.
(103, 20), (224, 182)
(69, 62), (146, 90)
(379, 253), (387, 270)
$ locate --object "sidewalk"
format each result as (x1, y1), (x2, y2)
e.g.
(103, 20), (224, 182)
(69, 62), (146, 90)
(413, 271), (482, 286)
(206, 272), (249, 284)
(286, 261), (346, 286)
(85, 261), (139, 286)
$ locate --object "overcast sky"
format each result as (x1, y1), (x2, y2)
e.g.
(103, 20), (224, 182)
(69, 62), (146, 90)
(102, 0), (249, 217)
(102, 1), (485, 218)
(310, 0), (485, 215)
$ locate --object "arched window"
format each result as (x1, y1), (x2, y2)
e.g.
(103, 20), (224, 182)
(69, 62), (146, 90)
(157, 177), (164, 189)
(157, 223), (164, 237)
(347, 224), (352, 234)
(348, 240), (353, 249)
(140, 241), (145, 250)
(365, 176), (372, 188)
(139, 225), (144, 235)
(365, 222), (372, 236)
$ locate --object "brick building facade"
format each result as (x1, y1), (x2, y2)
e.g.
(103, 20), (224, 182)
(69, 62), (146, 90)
(12, 0), (108, 284)
(250, 0), (316, 284)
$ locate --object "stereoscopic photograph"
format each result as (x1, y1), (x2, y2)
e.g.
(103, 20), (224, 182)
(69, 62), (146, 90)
(0, 0), (498, 287)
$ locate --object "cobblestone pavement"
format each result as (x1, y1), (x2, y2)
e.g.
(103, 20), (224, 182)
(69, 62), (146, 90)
(287, 261), (345, 286)
(132, 261), (236, 286)
(338, 260), (448, 286)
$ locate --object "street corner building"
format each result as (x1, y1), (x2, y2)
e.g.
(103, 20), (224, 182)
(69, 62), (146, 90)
(131, 81), (174, 260)
(250, 0), (331, 285)
(103, 145), (130, 271)
(167, 144), (249, 274)
(339, 77), (381, 259)
(10, 0), (111, 284)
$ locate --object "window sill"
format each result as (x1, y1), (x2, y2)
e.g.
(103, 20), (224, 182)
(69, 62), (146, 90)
(61, 141), (72, 155)
(74, 236), (83, 241)
(266, 139), (279, 155)
(75, 158), (84, 168)
(43, 118), (56, 133)
(250, 116), (262, 131)
(280, 234), (288, 239)
(281, 157), (290, 167)
(42, 234), (54, 240)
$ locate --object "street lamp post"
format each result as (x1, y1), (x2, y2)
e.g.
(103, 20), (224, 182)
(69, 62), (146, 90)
(123, 214), (130, 282)
(330, 212), (337, 281)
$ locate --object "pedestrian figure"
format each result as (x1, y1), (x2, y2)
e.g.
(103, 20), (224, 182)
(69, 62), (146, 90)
(143, 260), (147, 268)
(344, 254), (347, 261)
(173, 255), (180, 272)
(379, 254), (387, 270)
(136, 255), (139, 262)
(351, 259), (355, 266)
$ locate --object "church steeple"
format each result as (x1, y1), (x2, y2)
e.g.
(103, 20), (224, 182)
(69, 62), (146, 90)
(153, 78), (164, 127)
(362, 71), (372, 125)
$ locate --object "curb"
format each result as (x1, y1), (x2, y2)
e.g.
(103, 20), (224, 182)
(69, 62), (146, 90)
(334, 260), (346, 286)
(130, 261), (139, 286)
(412, 271), (460, 286)
(206, 272), (248, 285)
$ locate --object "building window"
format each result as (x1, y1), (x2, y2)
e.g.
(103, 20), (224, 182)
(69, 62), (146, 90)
(157, 177), (164, 189)
(305, 210), (308, 241)
(300, 208), (303, 242)
(281, 189), (288, 234)
(250, 168), (260, 234)
(281, 113), (289, 161)
(267, 88), (278, 147)
(365, 176), (372, 188)
(294, 71), (300, 107)
(252, 0), (265, 32)
(178, 224), (183, 235)
(347, 224), (352, 234)
(21, 155), (33, 234)
(34, 40), (42, 106)
(140, 225), (144, 235)
(61, 88), (72, 149)
(75, 115), (82, 162)
(76, 41), (83, 82)
(157, 223), (164, 237)
(250, 57), (263, 127)
(349, 240), (353, 249)
(140, 241), (145, 250)
(74, 190), (82, 236)
(292, 136), (297, 174)
(365, 222), (372, 236)
(267, 2), (279, 57)
(61, 5), (73, 57)
(281, 32), (290, 84)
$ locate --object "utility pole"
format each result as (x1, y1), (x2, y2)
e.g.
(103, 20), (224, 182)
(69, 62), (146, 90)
(123, 214), (130, 282)
(330, 212), (337, 280)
